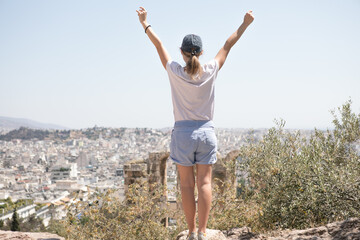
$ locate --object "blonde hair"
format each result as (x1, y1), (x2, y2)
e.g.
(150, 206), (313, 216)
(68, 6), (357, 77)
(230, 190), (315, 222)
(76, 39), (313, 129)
(183, 50), (202, 79)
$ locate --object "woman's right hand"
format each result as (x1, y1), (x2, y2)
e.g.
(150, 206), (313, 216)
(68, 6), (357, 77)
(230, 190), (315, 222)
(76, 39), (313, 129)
(243, 10), (254, 26)
(136, 7), (148, 24)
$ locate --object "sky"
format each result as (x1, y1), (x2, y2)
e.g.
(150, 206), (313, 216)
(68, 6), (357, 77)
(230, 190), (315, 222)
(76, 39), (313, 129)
(0, 0), (359, 130)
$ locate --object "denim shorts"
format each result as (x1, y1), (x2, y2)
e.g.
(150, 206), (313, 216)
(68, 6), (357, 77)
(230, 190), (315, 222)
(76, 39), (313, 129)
(170, 120), (217, 166)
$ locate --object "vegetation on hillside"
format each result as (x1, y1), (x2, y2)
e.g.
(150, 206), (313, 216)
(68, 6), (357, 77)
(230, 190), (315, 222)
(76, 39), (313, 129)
(0, 198), (34, 216)
(0, 199), (45, 232)
(0, 127), (71, 141)
(239, 100), (360, 230)
(47, 100), (359, 239)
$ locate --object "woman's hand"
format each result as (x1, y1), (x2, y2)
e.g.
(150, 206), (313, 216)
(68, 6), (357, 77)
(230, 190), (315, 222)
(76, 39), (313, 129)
(136, 7), (147, 24)
(243, 10), (254, 26)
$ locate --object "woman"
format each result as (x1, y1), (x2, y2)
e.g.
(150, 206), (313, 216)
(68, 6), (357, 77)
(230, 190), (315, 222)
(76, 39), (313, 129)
(136, 7), (254, 240)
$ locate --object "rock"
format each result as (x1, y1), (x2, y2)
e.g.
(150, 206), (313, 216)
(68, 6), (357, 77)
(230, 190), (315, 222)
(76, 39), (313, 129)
(222, 218), (360, 240)
(266, 218), (360, 240)
(225, 226), (258, 240)
(177, 229), (227, 240)
(278, 226), (331, 239)
(0, 230), (64, 240)
(327, 218), (360, 240)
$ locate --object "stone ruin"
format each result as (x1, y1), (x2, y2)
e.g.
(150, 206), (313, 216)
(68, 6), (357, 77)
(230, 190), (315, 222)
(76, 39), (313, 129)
(124, 150), (241, 199)
(123, 150), (242, 227)
(123, 151), (171, 226)
(212, 150), (240, 194)
(123, 151), (169, 194)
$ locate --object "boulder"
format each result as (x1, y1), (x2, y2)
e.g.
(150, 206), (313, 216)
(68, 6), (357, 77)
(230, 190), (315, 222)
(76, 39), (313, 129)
(176, 218), (360, 239)
(225, 226), (258, 240)
(225, 218), (360, 240)
(0, 230), (64, 240)
(177, 229), (227, 240)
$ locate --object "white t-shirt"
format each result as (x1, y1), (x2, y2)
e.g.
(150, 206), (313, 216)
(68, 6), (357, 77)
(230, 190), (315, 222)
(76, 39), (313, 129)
(166, 59), (219, 122)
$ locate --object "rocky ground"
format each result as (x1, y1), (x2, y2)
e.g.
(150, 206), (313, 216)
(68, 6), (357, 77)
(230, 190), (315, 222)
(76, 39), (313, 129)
(177, 218), (360, 240)
(0, 230), (64, 240)
(0, 218), (358, 239)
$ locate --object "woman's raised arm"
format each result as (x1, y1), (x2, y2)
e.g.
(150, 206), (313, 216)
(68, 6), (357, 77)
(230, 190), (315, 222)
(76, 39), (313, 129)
(136, 7), (171, 70)
(215, 10), (254, 70)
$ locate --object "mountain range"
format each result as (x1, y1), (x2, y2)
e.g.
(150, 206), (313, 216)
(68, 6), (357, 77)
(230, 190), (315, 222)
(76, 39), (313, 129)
(0, 116), (68, 131)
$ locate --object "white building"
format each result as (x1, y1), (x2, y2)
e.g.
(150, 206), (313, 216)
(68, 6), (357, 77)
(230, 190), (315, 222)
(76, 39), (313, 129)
(50, 163), (77, 183)
(0, 204), (36, 222)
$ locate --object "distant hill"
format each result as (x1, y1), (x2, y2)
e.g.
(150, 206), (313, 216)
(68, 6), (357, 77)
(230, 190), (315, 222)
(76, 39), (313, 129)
(0, 116), (69, 131)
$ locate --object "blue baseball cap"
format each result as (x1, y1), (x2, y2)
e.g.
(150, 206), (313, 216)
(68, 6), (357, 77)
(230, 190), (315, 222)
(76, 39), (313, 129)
(181, 34), (203, 55)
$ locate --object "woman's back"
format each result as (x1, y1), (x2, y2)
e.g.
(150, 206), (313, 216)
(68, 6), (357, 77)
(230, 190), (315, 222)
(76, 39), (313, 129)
(166, 59), (219, 121)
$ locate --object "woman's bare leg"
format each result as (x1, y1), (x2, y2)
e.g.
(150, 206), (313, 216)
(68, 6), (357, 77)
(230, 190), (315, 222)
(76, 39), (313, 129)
(196, 164), (212, 234)
(177, 164), (196, 233)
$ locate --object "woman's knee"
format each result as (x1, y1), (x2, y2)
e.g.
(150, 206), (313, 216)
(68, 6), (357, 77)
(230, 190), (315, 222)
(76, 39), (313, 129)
(180, 178), (195, 189)
(196, 177), (211, 189)
(196, 172), (212, 188)
(196, 164), (212, 187)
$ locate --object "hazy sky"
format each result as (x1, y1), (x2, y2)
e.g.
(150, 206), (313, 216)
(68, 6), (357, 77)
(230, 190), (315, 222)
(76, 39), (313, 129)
(1, 0), (359, 129)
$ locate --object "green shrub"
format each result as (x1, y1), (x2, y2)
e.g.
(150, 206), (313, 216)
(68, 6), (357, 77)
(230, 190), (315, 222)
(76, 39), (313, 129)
(239, 100), (360, 230)
(208, 178), (253, 232)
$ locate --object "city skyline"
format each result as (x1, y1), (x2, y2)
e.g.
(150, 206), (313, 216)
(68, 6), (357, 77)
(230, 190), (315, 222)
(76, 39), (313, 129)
(1, 0), (359, 130)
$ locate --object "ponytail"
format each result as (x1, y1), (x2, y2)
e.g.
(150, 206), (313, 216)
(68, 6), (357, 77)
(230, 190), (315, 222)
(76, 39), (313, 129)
(184, 51), (201, 79)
